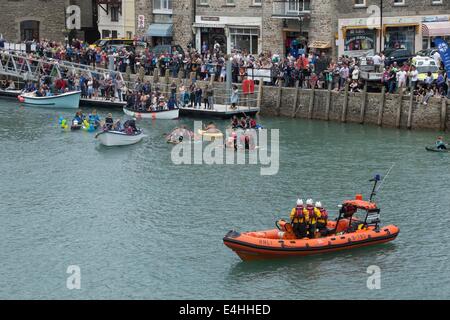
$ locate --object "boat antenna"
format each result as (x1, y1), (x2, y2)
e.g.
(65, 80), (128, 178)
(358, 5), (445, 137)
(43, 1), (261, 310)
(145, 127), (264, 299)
(376, 163), (396, 194)
(369, 174), (381, 202)
(369, 163), (396, 202)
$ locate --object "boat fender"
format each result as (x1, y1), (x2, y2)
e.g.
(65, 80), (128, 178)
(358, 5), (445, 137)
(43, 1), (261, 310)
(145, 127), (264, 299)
(278, 231), (285, 239)
(18, 96), (25, 103)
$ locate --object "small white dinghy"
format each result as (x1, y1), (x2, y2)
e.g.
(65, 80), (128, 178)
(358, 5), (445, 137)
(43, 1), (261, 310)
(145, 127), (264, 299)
(95, 130), (146, 147)
(123, 106), (179, 120)
(19, 90), (81, 109)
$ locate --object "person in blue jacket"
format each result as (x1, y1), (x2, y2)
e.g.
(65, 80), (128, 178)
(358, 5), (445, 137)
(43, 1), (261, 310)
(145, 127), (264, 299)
(436, 136), (447, 150)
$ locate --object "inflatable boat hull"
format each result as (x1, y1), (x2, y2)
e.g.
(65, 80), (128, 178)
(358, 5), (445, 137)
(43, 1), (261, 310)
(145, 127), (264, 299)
(223, 224), (399, 261)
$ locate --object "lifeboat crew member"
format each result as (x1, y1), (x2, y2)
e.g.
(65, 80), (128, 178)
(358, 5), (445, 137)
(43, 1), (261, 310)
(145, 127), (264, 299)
(290, 199), (308, 239)
(305, 199), (317, 239)
(315, 201), (329, 236)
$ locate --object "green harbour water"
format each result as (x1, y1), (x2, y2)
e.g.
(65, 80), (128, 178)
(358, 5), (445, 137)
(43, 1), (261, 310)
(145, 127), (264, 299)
(0, 98), (449, 299)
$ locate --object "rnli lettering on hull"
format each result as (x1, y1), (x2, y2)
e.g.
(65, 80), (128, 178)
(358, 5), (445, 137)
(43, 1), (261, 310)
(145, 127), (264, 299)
(179, 305), (214, 318)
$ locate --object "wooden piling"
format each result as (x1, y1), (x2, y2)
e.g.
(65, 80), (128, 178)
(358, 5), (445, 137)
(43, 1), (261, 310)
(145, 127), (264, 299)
(396, 89), (404, 129)
(256, 79), (263, 110)
(360, 83), (368, 124)
(308, 86), (315, 119)
(292, 81), (300, 118)
(441, 98), (448, 131)
(325, 81), (332, 121)
(407, 91), (414, 130)
(153, 68), (159, 83)
(341, 83), (349, 123)
(377, 86), (386, 126)
(276, 81), (283, 116)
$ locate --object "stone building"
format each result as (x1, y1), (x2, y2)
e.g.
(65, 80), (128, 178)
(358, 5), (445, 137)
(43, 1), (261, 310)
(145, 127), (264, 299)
(168, 0), (336, 56)
(134, 0), (175, 45)
(336, 0), (450, 57)
(0, 0), (97, 43)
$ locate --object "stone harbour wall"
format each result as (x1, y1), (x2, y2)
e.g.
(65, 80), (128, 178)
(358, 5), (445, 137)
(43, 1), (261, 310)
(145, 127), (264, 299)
(137, 71), (449, 132)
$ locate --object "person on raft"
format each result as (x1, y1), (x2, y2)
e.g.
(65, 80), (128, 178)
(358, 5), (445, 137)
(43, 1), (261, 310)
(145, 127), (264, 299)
(88, 109), (101, 128)
(104, 113), (114, 131)
(290, 199), (308, 239)
(231, 116), (239, 129)
(436, 136), (447, 150)
(72, 111), (84, 126)
(204, 122), (220, 133)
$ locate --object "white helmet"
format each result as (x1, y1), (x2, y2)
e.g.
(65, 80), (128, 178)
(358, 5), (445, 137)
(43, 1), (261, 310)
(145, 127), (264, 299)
(306, 199), (314, 206)
(315, 201), (323, 208)
(296, 199), (303, 206)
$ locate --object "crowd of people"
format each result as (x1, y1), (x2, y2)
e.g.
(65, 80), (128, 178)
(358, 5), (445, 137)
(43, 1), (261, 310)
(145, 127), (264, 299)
(2, 37), (450, 106)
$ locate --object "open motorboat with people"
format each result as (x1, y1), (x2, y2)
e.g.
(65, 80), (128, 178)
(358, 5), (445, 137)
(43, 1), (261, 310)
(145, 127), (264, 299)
(223, 175), (399, 261)
(95, 119), (146, 146)
(18, 90), (81, 109)
(96, 130), (146, 147)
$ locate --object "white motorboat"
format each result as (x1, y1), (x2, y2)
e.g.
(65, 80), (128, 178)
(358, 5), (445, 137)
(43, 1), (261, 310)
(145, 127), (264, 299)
(95, 130), (146, 147)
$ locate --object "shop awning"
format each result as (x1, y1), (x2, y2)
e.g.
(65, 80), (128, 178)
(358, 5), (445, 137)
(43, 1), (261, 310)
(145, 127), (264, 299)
(422, 22), (450, 37)
(308, 40), (331, 49)
(146, 24), (173, 37)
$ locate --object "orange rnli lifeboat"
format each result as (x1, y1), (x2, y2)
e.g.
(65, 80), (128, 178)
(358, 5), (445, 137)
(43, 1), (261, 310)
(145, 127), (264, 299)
(223, 197), (399, 261)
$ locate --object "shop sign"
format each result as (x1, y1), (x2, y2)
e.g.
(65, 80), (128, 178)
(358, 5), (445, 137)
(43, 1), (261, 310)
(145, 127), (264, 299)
(422, 16), (449, 23)
(201, 17), (220, 22)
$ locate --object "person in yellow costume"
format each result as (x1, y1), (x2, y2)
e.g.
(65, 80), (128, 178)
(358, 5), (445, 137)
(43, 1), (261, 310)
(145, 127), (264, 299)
(289, 199), (308, 239)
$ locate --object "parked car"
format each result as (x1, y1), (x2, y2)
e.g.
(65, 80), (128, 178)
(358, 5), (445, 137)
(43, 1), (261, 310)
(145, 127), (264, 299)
(383, 48), (413, 67)
(90, 38), (135, 49)
(415, 48), (438, 58)
(412, 56), (440, 82)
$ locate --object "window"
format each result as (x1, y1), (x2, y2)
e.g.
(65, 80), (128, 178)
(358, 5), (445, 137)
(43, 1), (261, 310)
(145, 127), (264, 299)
(199, 0), (208, 4)
(153, 0), (172, 13)
(354, 0), (366, 7)
(226, 0), (235, 5)
(110, 6), (119, 22)
(112, 30), (118, 38)
(253, 0), (262, 5)
(432, 0), (443, 4)
(102, 30), (111, 38)
(230, 28), (259, 54)
(344, 29), (375, 51)
(20, 20), (40, 41)
(286, 0), (311, 13)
